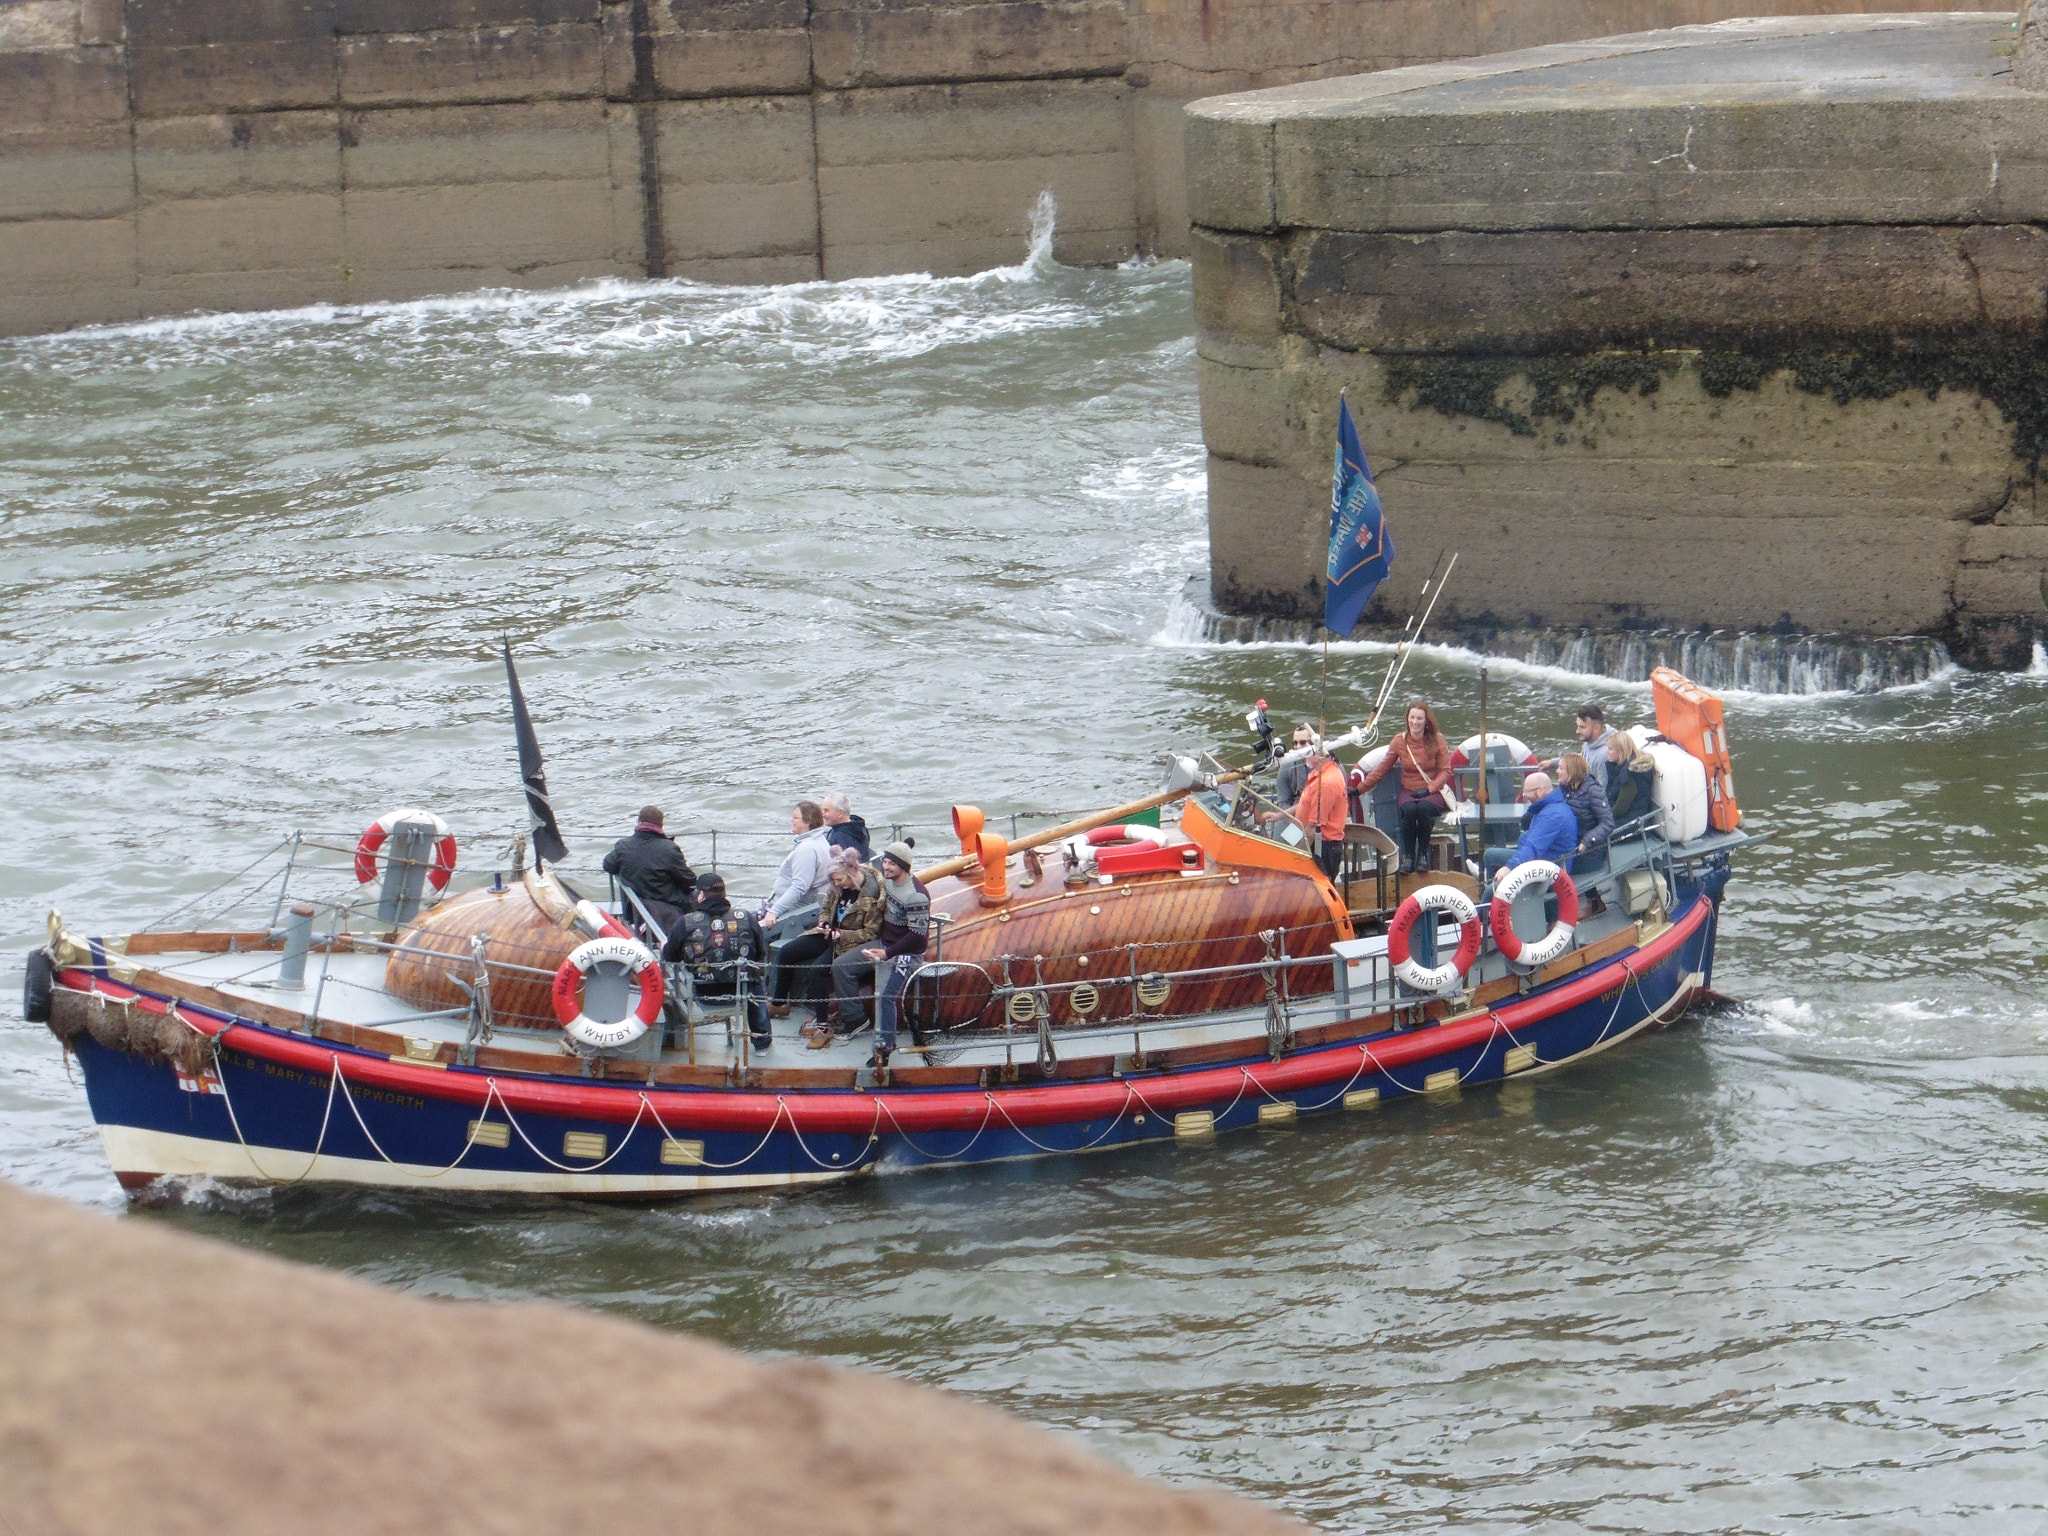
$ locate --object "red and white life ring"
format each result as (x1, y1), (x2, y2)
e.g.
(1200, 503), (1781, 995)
(354, 808), (458, 891)
(1387, 884), (1483, 995)
(1449, 733), (1538, 769)
(1489, 860), (1579, 967)
(551, 935), (664, 1050)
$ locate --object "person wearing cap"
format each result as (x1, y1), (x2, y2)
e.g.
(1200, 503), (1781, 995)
(662, 873), (769, 1051)
(601, 805), (696, 936)
(827, 840), (929, 1061)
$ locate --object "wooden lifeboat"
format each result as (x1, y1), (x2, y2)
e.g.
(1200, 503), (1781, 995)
(924, 795), (1351, 1030)
(383, 869), (587, 1031)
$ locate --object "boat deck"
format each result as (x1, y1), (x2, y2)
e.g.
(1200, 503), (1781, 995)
(136, 948), (1358, 1075)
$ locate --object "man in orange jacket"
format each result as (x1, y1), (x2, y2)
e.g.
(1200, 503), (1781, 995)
(1291, 746), (1349, 882)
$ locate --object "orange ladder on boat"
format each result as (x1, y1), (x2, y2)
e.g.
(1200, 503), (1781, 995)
(1651, 667), (1741, 832)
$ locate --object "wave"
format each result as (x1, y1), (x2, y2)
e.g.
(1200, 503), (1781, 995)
(1154, 583), (1961, 700)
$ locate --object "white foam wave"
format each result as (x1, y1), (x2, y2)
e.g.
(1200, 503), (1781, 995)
(2031, 640), (2048, 676)
(1751, 998), (1817, 1035)
(1150, 590), (1963, 702)
(6, 190), (1081, 366)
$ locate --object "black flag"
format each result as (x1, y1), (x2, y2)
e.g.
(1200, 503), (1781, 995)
(504, 640), (568, 865)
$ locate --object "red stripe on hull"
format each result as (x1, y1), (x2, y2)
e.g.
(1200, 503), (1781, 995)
(62, 899), (1708, 1135)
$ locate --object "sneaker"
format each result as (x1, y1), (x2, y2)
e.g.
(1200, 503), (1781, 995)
(751, 1035), (772, 1052)
(1464, 858), (1480, 878)
(806, 1032), (836, 1051)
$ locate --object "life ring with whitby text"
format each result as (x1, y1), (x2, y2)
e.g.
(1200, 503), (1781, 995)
(1386, 884), (1483, 995)
(353, 807), (458, 891)
(551, 936), (664, 1051)
(1488, 860), (1579, 967)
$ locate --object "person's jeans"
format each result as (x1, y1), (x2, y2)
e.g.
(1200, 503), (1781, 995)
(698, 988), (767, 1043)
(771, 931), (832, 1003)
(831, 946), (891, 1029)
(1396, 797), (1441, 869)
(1481, 847), (1515, 894)
(872, 956), (916, 1054)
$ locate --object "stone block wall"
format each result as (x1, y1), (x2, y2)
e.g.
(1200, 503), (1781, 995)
(0, 0), (1973, 336)
(1187, 14), (2048, 667)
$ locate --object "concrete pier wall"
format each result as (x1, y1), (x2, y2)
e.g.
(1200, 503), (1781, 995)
(0, 0), (1962, 336)
(1188, 12), (2048, 668)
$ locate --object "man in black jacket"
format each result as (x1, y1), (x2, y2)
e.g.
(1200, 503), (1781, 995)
(602, 806), (696, 937)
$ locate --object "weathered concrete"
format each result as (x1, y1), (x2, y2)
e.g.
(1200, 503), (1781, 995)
(1188, 13), (2048, 668)
(0, 0), (1966, 336)
(0, 1178), (1303, 1536)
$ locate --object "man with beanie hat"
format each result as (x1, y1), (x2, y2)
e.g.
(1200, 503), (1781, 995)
(828, 840), (929, 1062)
(601, 806), (696, 936)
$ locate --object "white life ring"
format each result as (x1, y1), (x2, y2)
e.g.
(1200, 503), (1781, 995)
(1451, 734), (1538, 768)
(355, 807), (457, 891)
(1386, 884), (1482, 995)
(1489, 860), (1579, 967)
(1061, 823), (1168, 864)
(551, 936), (663, 1050)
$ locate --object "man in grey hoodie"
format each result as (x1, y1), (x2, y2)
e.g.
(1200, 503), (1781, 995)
(828, 840), (930, 1062)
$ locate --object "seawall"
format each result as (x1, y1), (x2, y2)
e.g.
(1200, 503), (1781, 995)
(1, 0), (1963, 336)
(1188, 11), (2048, 669)
(0, 1177), (1301, 1535)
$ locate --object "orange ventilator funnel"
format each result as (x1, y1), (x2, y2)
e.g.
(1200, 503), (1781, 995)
(973, 831), (1009, 906)
(951, 804), (985, 855)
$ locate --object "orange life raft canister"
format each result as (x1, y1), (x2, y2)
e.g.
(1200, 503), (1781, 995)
(1651, 667), (1740, 832)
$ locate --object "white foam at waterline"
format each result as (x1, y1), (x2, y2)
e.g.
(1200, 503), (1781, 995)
(2030, 641), (2048, 676)
(1752, 998), (1817, 1035)
(6, 195), (1130, 355)
(1149, 591), (1962, 702)
(550, 393), (594, 407)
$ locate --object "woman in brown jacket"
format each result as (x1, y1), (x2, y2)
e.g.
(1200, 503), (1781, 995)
(1357, 701), (1454, 873)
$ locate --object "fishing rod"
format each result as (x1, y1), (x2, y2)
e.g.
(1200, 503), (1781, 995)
(1360, 549), (1457, 743)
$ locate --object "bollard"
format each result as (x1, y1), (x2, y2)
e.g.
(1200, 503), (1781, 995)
(276, 903), (315, 991)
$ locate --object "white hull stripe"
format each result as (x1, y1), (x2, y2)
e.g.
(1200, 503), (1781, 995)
(98, 1124), (859, 1195)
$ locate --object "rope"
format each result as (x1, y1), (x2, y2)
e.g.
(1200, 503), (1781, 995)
(641, 1093), (801, 1171)
(875, 1093), (996, 1162)
(983, 1082), (1137, 1155)
(144, 839), (291, 931)
(487, 1079), (650, 1173)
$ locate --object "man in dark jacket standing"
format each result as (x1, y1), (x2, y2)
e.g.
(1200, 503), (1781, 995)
(602, 806), (696, 937)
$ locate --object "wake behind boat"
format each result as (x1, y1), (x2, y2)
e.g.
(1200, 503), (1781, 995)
(28, 664), (1756, 1200)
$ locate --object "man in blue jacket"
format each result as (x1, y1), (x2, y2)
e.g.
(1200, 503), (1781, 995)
(1480, 771), (1577, 892)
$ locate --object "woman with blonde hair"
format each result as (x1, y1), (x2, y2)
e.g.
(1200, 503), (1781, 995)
(1356, 700), (1454, 873)
(1604, 730), (1657, 824)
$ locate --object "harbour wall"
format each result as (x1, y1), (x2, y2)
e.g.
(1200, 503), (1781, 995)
(1188, 11), (2048, 670)
(1, 0), (1963, 337)
(0, 1178), (1301, 1534)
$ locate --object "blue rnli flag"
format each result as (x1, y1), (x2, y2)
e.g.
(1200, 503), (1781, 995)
(1325, 396), (1395, 636)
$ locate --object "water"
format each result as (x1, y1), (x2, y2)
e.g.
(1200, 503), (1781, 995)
(4, 244), (2047, 1532)
(1163, 580), (1960, 696)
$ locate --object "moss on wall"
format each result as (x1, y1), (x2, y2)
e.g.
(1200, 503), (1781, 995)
(1383, 327), (2048, 468)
